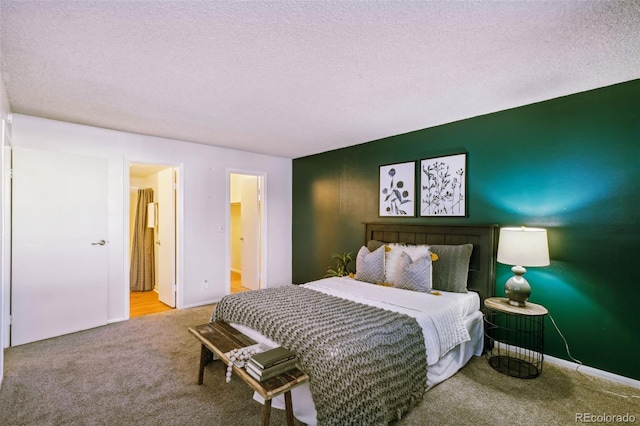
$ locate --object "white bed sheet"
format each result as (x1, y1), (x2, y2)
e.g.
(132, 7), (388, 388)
(306, 276), (480, 322)
(303, 277), (477, 364)
(230, 277), (483, 425)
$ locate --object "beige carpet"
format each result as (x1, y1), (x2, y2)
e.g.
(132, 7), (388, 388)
(0, 305), (638, 425)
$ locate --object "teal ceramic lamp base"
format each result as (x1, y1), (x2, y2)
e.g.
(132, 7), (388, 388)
(504, 265), (531, 307)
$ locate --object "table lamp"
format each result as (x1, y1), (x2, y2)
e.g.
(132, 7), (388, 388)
(497, 227), (550, 307)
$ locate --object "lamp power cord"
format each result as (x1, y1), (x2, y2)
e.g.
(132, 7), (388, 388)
(548, 311), (640, 403)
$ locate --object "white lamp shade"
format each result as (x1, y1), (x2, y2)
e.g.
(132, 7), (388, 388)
(497, 227), (550, 267)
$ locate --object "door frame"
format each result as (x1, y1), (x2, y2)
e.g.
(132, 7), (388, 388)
(125, 160), (184, 316)
(226, 169), (267, 294)
(1, 119), (11, 350)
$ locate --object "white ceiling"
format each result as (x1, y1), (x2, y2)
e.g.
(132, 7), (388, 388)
(1, 1), (639, 159)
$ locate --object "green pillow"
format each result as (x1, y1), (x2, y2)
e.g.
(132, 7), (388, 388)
(366, 240), (386, 252)
(430, 244), (473, 293)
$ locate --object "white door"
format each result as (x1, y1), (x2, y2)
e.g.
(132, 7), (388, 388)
(240, 176), (260, 290)
(12, 147), (109, 346)
(156, 168), (175, 307)
(2, 125), (12, 348)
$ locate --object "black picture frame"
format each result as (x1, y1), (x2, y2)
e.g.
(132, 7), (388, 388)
(419, 153), (467, 217)
(379, 161), (416, 217)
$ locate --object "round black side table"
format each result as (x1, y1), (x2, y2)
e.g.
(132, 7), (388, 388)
(484, 297), (548, 379)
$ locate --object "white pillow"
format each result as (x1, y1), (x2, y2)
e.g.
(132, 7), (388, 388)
(385, 243), (431, 284)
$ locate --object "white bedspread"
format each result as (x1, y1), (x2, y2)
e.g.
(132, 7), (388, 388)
(303, 276), (472, 365)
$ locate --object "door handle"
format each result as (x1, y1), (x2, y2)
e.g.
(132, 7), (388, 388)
(91, 240), (106, 246)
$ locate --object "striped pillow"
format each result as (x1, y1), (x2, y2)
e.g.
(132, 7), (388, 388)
(354, 245), (385, 284)
(394, 251), (432, 293)
(385, 243), (431, 285)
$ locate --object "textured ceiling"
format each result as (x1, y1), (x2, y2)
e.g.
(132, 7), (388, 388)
(1, 1), (639, 159)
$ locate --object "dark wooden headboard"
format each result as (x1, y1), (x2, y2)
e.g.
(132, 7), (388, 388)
(363, 223), (498, 312)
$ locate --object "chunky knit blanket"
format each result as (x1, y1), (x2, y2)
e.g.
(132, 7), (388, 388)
(213, 285), (427, 426)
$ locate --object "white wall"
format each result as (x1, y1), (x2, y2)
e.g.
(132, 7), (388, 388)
(0, 5), (11, 385)
(10, 114), (292, 324)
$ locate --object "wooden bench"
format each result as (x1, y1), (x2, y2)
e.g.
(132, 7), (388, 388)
(188, 321), (309, 426)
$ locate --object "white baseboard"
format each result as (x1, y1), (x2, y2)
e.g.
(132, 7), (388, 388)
(181, 299), (221, 310)
(544, 354), (640, 390)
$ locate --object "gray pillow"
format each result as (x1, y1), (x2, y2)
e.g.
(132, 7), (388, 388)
(394, 252), (432, 293)
(430, 244), (473, 293)
(366, 240), (386, 252)
(354, 245), (385, 284)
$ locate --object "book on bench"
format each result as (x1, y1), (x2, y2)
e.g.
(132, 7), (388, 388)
(246, 356), (299, 381)
(249, 346), (297, 369)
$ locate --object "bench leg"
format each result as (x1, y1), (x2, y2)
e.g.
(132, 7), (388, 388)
(261, 399), (272, 426)
(284, 391), (294, 426)
(260, 392), (292, 426)
(198, 344), (209, 385)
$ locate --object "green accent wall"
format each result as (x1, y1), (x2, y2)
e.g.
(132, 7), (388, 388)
(292, 79), (640, 380)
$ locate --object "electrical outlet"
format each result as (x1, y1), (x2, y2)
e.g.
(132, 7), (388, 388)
(204, 280), (209, 289)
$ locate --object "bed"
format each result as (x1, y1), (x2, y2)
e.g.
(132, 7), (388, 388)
(213, 223), (498, 426)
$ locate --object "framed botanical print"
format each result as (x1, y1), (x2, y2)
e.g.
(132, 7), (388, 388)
(420, 153), (467, 217)
(379, 161), (415, 217)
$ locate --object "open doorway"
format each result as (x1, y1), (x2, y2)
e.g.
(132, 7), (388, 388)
(129, 163), (178, 317)
(229, 173), (263, 294)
